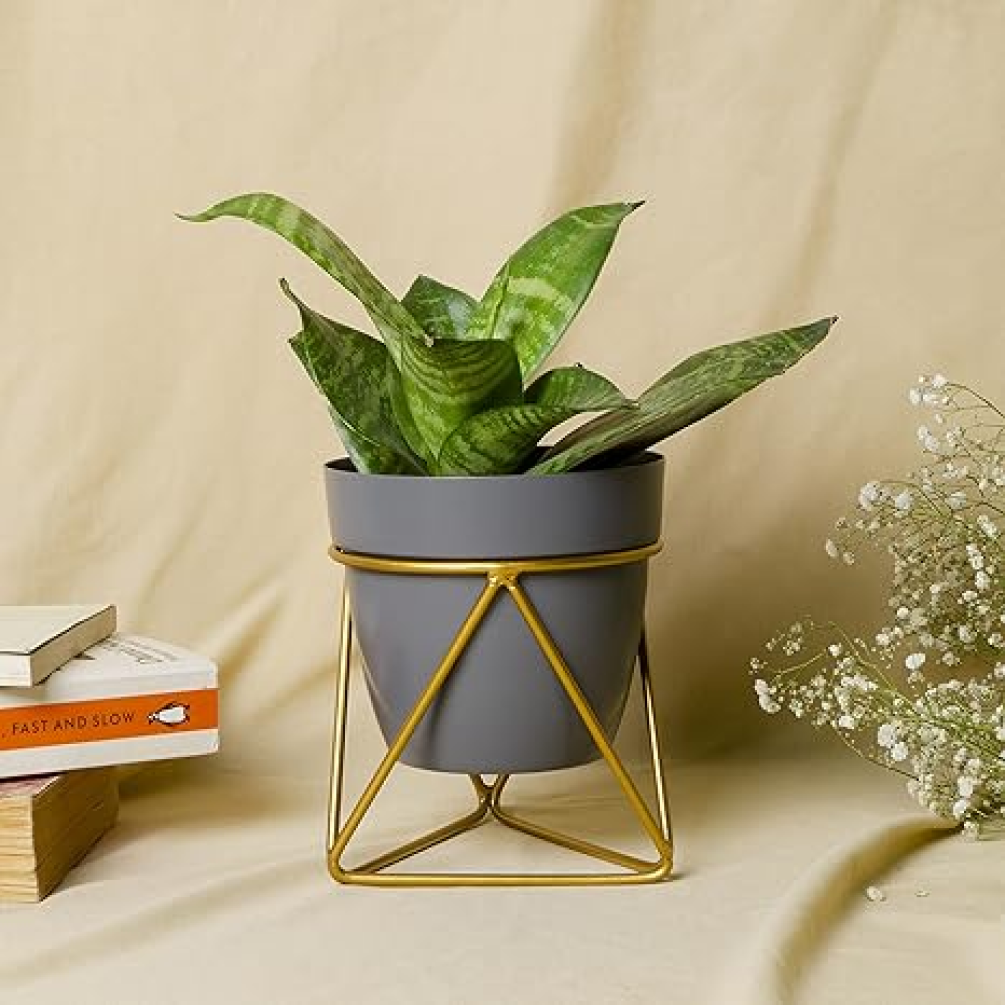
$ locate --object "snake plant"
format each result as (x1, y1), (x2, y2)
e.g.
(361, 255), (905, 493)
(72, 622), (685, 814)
(182, 194), (834, 475)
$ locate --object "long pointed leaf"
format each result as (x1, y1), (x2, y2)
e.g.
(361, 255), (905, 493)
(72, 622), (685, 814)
(283, 281), (424, 474)
(401, 275), (477, 339)
(465, 202), (642, 378)
(181, 193), (426, 366)
(400, 336), (523, 460)
(528, 317), (837, 475)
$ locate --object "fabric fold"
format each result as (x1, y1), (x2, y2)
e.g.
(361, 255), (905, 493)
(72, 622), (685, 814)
(714, 814), (958, 1005)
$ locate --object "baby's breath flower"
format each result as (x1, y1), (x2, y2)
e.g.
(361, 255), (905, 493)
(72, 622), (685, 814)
(859, 481), (881, 510)
(751, 377), (1005, 832)
(877, 723), (898, 749)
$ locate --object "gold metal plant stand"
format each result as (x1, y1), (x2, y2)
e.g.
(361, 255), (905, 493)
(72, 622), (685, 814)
(326, 542), (673, 887)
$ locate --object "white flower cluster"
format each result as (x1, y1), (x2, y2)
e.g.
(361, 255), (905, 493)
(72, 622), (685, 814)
(753, 377), (1005, 834)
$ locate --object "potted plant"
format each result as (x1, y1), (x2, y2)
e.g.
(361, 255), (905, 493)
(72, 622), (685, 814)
(183, 194), (834, 774)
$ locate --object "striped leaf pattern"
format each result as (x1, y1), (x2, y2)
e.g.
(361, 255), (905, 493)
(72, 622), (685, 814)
(437, 405), (585, 475)
(401, 275), (478, 339)
(181, 193), (426, 366)
(386, 355), (434, 469)
(283, 282), (423, 474)
(528, 317), (837, 474)
(400, 336), (523, 462)
(465, 202), (642, 378)
(525, 366), (631, 410)
(438, 368), (632, 475)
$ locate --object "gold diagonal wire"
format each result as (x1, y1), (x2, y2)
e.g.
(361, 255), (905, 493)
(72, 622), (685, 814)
(328, 579), (500, 875)
(504, 581), (672, 862)
(639, 628), (673, 844)
(353, 798), (492, 875)
(488, 797), (656, 872)
(488, 655), (673, 876)
(351, 768), (512, 874)
(482, 633), (670, 874)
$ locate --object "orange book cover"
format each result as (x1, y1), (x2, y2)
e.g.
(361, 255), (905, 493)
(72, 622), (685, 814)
(0, 635), (219, 778)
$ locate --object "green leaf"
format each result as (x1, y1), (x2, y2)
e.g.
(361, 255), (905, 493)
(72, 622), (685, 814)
(386, 355), (435, 468)
(437, 369), (633, 475)
(528, 317), (837, 475)
(401, 275), (478, 339)
(400, 336), (523, 461)
(465, 202), (642, 378)
(181, 193), (426, 366)
(525, 366), (631, 410)
(283, 281), (424, 475)
(436, 404), (592, 476)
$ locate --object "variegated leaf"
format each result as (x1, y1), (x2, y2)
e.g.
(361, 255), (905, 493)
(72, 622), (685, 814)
(181, 193), (426, 366)
(436, 405), (578, 475)
(400, 336), (523, 461)
(528, 317), (837, 475)
(525, 365), (631, 410)
(465, 202), (642, 378)
(386, 355), (435, 468)
(402, 275), (477, 339)
(436, 403), (605, 476)
(283, 281), (424, 474)
(437, 368), (632, 475)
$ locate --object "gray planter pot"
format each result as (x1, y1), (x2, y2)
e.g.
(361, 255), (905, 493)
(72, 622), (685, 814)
(324, 452), (664, 774)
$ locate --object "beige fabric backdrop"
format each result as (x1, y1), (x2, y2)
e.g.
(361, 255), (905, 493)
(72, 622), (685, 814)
(1, 2), (1004, 1003)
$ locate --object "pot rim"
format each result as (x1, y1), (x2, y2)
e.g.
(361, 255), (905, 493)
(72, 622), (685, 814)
(324, 449), (664, 483)
(324, 450), (665, 559)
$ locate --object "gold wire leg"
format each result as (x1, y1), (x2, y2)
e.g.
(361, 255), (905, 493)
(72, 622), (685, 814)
(639, 628), (673, 844)
(326, 550), (673, 887)
(326, 589), (353, 853)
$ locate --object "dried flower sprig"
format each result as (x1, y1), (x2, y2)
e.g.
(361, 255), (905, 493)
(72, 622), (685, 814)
(752, 376), (1005, 835)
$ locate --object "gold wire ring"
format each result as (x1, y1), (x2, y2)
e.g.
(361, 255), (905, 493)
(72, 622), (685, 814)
(329, 541), (662, 576)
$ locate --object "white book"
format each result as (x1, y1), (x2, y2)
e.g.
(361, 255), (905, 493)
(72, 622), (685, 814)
(0, 633), (219, 778)
(0, 605), (117, 686)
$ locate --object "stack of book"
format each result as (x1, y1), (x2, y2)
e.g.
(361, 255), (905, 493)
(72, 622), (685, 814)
(0, 605), (219, 901)
(0, 769), (118, 902)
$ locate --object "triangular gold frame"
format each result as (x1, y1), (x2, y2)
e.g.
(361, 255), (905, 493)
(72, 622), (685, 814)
(326, 544), (673, 887)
